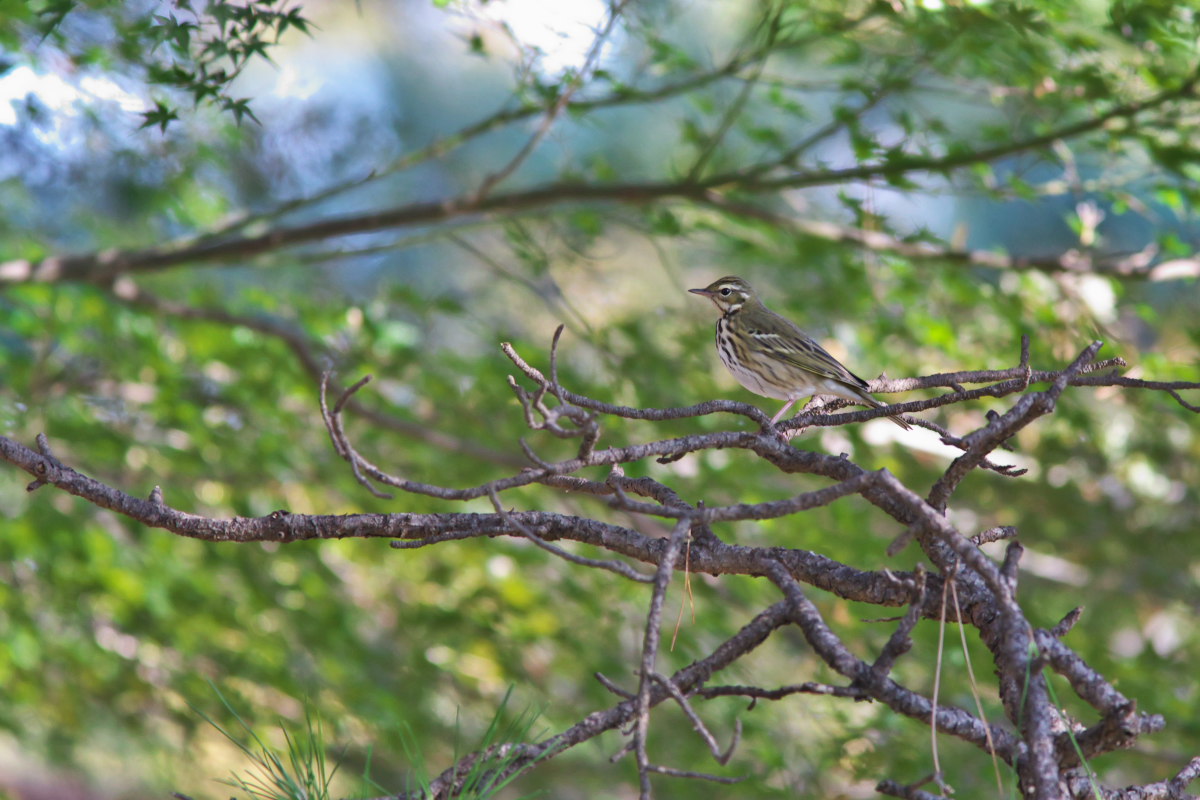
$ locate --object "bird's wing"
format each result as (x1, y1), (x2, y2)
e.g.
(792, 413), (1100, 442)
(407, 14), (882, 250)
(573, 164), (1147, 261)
(744, 314), (870, 389)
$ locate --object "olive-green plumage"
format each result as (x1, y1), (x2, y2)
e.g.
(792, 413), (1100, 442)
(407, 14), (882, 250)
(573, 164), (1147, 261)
(689, 276), (910, 430)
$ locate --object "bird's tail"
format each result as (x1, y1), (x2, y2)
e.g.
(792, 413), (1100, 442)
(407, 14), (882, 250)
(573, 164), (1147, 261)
(858, 390), (912, 431)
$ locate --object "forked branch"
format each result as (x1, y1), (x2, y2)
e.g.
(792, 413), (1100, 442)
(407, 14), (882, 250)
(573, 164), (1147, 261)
(2, 330), (1198, 799)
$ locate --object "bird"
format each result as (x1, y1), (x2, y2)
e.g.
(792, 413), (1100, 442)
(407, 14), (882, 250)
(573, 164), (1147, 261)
(689, 276), (911, 430)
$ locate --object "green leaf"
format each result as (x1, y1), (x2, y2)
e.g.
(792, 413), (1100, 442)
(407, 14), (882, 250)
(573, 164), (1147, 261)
(139, 100), (180, 132)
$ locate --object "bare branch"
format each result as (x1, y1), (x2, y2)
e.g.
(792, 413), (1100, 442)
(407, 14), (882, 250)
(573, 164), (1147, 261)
(502, 340), (774, 428)
(320, 373), (393, 499)
(4, 328), (1198, 798)
(695, 682), (869, 703)
(1050, 608), (1084, 639)
(926, 341), (1104, 511)
(765, 561), (1019, 759)
(871, 566), (927, 678)
(877, 778), (954, 800)
(487, 487), (653, 583)
(642, 764), (745, 784)
(649, 673), (741, 765)
(595, 672), (635, 699)
(972, 526), (1019, 546)
(633, 517), (692, 798)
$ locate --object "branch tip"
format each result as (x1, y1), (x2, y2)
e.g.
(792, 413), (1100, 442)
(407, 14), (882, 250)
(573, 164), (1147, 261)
(334, 374), (373, 414)
(595, 672), (634, 699)
(1051, 607), (1084, 639)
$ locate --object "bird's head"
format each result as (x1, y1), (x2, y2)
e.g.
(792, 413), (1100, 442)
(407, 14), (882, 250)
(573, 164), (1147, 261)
(688, 276), (756, 314)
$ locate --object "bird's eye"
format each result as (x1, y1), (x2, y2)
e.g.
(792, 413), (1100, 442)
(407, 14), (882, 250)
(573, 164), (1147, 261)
(719, 288), (732, 296)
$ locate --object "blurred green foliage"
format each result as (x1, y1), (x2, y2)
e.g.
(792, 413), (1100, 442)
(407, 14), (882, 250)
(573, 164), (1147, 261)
(1, 1), (1199, 798)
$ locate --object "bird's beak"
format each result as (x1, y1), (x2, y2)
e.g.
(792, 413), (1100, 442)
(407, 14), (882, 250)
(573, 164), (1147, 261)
(688, 288), (712, 297)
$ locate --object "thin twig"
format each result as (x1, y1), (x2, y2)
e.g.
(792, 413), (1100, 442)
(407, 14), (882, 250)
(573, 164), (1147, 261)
(643, 764), (745, 784)
(634, 517), (693, 799)
(871, 566), (927, 678)
(649, 673), (741, 764)
(468, 0), (633, 203)
(487, 486), (653, 583)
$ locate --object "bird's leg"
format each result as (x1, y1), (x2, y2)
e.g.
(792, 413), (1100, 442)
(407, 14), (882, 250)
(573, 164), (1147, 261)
(771, 399), (808, 441)
(770, 399), (797, 425)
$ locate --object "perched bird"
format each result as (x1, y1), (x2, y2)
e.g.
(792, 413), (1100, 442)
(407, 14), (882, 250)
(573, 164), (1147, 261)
(689, 276), (910, 430)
